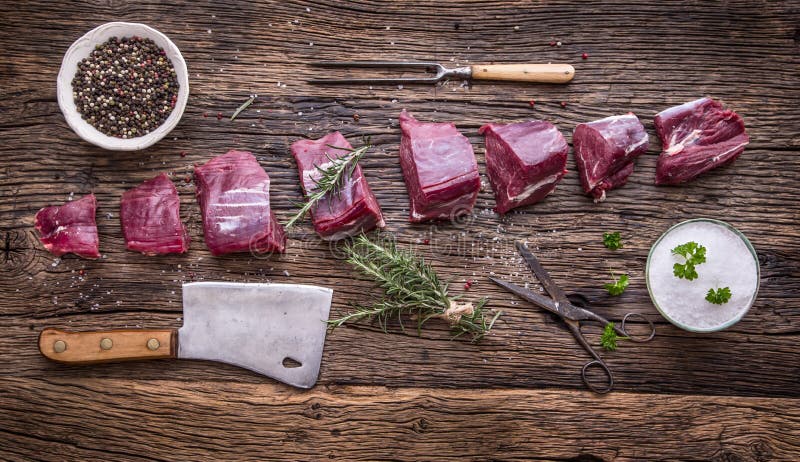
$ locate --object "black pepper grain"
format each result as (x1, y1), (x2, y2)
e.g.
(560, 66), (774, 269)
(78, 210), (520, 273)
(71, 36), (179, 138)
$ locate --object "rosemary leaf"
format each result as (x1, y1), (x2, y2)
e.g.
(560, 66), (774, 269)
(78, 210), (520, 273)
(328, 234), (500, 341)
(230, 95), (256, 121)
(285, 141), (370, 229)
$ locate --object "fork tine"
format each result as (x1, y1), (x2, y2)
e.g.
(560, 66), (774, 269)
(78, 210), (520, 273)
(309, 77), (442, 84)
(311, 61), (442, 69)
(309, 61), (445, 84)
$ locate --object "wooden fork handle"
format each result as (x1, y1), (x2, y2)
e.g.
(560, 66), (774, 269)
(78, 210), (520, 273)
(39, 328), (177, 364)
(471, 64), (575, 83)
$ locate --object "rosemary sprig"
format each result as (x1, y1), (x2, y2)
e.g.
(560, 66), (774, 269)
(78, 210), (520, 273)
(328, 234), (501, 342)
(285, 141), (370, 229)
(230, 95), (256, 121)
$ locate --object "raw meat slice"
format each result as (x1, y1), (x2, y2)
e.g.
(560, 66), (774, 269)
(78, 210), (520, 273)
(479, 120), (569, 214)
(120, 173), (189, 255)
(34, 193), (100, 259)
(573, 113), (649, 201)
(291, 132), (385, 240)
(654, 97), (749, 185)
(398, 110), (480, 222)
(194, 150), (286, 256)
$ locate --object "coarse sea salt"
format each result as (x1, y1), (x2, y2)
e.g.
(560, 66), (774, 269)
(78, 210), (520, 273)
(646, 220), (759, 331)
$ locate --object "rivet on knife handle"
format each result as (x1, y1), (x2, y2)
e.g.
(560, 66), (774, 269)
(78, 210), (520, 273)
(38, 328), (177, 364)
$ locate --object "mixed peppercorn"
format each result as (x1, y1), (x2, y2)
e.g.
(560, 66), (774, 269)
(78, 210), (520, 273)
(71, 36), (179, 138)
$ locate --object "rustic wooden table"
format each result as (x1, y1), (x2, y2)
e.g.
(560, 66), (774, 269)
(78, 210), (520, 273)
(2, 1), (799, 460)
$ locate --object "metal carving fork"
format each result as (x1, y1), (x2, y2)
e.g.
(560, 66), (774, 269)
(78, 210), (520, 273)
(310, 61), (575, 85)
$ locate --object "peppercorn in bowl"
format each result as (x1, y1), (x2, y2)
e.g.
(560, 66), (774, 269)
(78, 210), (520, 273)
(57, 22), (188, 151)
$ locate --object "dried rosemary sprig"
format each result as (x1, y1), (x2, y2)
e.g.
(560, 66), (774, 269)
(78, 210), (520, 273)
(230, 95), (256, 121)
(285, 141), (370, 229)
(329, 234), (501, 341)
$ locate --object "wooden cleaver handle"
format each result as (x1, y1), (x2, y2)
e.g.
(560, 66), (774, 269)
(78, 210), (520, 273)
(471, 63), (575, 83)
(39, 328), (177, 364)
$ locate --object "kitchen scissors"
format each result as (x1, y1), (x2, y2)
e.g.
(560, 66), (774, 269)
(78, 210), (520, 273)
(490, 242), (655, 393)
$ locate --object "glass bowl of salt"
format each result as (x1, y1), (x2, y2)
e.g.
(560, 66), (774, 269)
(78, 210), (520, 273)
(646, 218), (760, 332)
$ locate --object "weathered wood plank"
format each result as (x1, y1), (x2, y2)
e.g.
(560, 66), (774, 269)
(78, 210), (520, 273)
(3, 306), (799, 396)
(1, 377), (799, 461)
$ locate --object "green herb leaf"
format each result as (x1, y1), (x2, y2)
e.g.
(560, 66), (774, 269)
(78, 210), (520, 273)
(230, 95), (256, 121)
(600, 322), (628, 351)
(706, 287), (732, 305)
(671, 241), (707, 281)
(604, 274), (629, 296)
(603, 232), (623, 250)
(327, 234), (500, 341)
(285, 141), (370, 229)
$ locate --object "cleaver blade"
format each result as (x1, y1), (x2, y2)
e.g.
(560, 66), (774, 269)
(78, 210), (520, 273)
(178, 282), (332, 389)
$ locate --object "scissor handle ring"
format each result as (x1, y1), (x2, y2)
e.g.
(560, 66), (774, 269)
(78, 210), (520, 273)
(581, 360), (614, 394)
(621, 312), (656, 343)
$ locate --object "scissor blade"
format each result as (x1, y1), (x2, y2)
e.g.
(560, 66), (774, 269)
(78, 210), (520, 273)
(516, 242), (570, 304)
(489, 277), (573, 319)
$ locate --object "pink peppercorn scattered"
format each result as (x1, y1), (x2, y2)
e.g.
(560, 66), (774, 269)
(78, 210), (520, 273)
(464, 279), (474, 290)
(560, 101), (567, 108)
(529, 100), (535, 108)
(184, 175), (192, 183)
(180, 151), (186, 157)
(216, 112), (223, 120)
(582, 52), (589, 60)
(78, 269), (86, 276)
(423, 239), (430, 245)
(549, 41), (556, 47)
(203, 112), (208, 118)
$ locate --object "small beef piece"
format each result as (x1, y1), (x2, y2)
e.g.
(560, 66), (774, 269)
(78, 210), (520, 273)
(194, 150), (286, 256)
(34, 193), (100, 259)
(479, 120), (569, 214)
(654, 97), (749, 185)
(573, 114), (649, 201)
(291, 132), (385, 240)
(398, 110), (480, 222)
(120, 173), (189, 255)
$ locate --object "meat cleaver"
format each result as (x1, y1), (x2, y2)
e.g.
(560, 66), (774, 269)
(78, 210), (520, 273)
(39, 282), (333, 389)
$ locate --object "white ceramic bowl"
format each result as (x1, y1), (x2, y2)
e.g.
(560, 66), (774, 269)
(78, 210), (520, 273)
(646, 218), (760, 332)
(57, 22), (189, 151)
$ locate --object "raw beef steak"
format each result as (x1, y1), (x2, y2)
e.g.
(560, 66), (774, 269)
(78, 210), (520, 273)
(398, 110), (480, 222)
(291, 132), (385, 240)
(34, 193), (100, 259)
(194, 150), (286, 256)
(120, 173), (189, 255)
(573, 114), (649, 201)
(654, 97), (749, 185)
(479, 120), (568, 214)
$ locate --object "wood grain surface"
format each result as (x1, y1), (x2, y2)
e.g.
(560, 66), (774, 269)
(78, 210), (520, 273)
(1, 0), (798, 460)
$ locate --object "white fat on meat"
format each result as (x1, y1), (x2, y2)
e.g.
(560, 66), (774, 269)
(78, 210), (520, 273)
(665, 129), (703, 156)
(507, 173), (561, 202)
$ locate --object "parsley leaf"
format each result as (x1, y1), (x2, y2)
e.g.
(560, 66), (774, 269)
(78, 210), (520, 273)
(603, 232), (623, 250)
(600, 322), (628, 351)
(706, 287), (732, 305)
(604, 274), (629, 296)
(671, 241), (707, 281)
